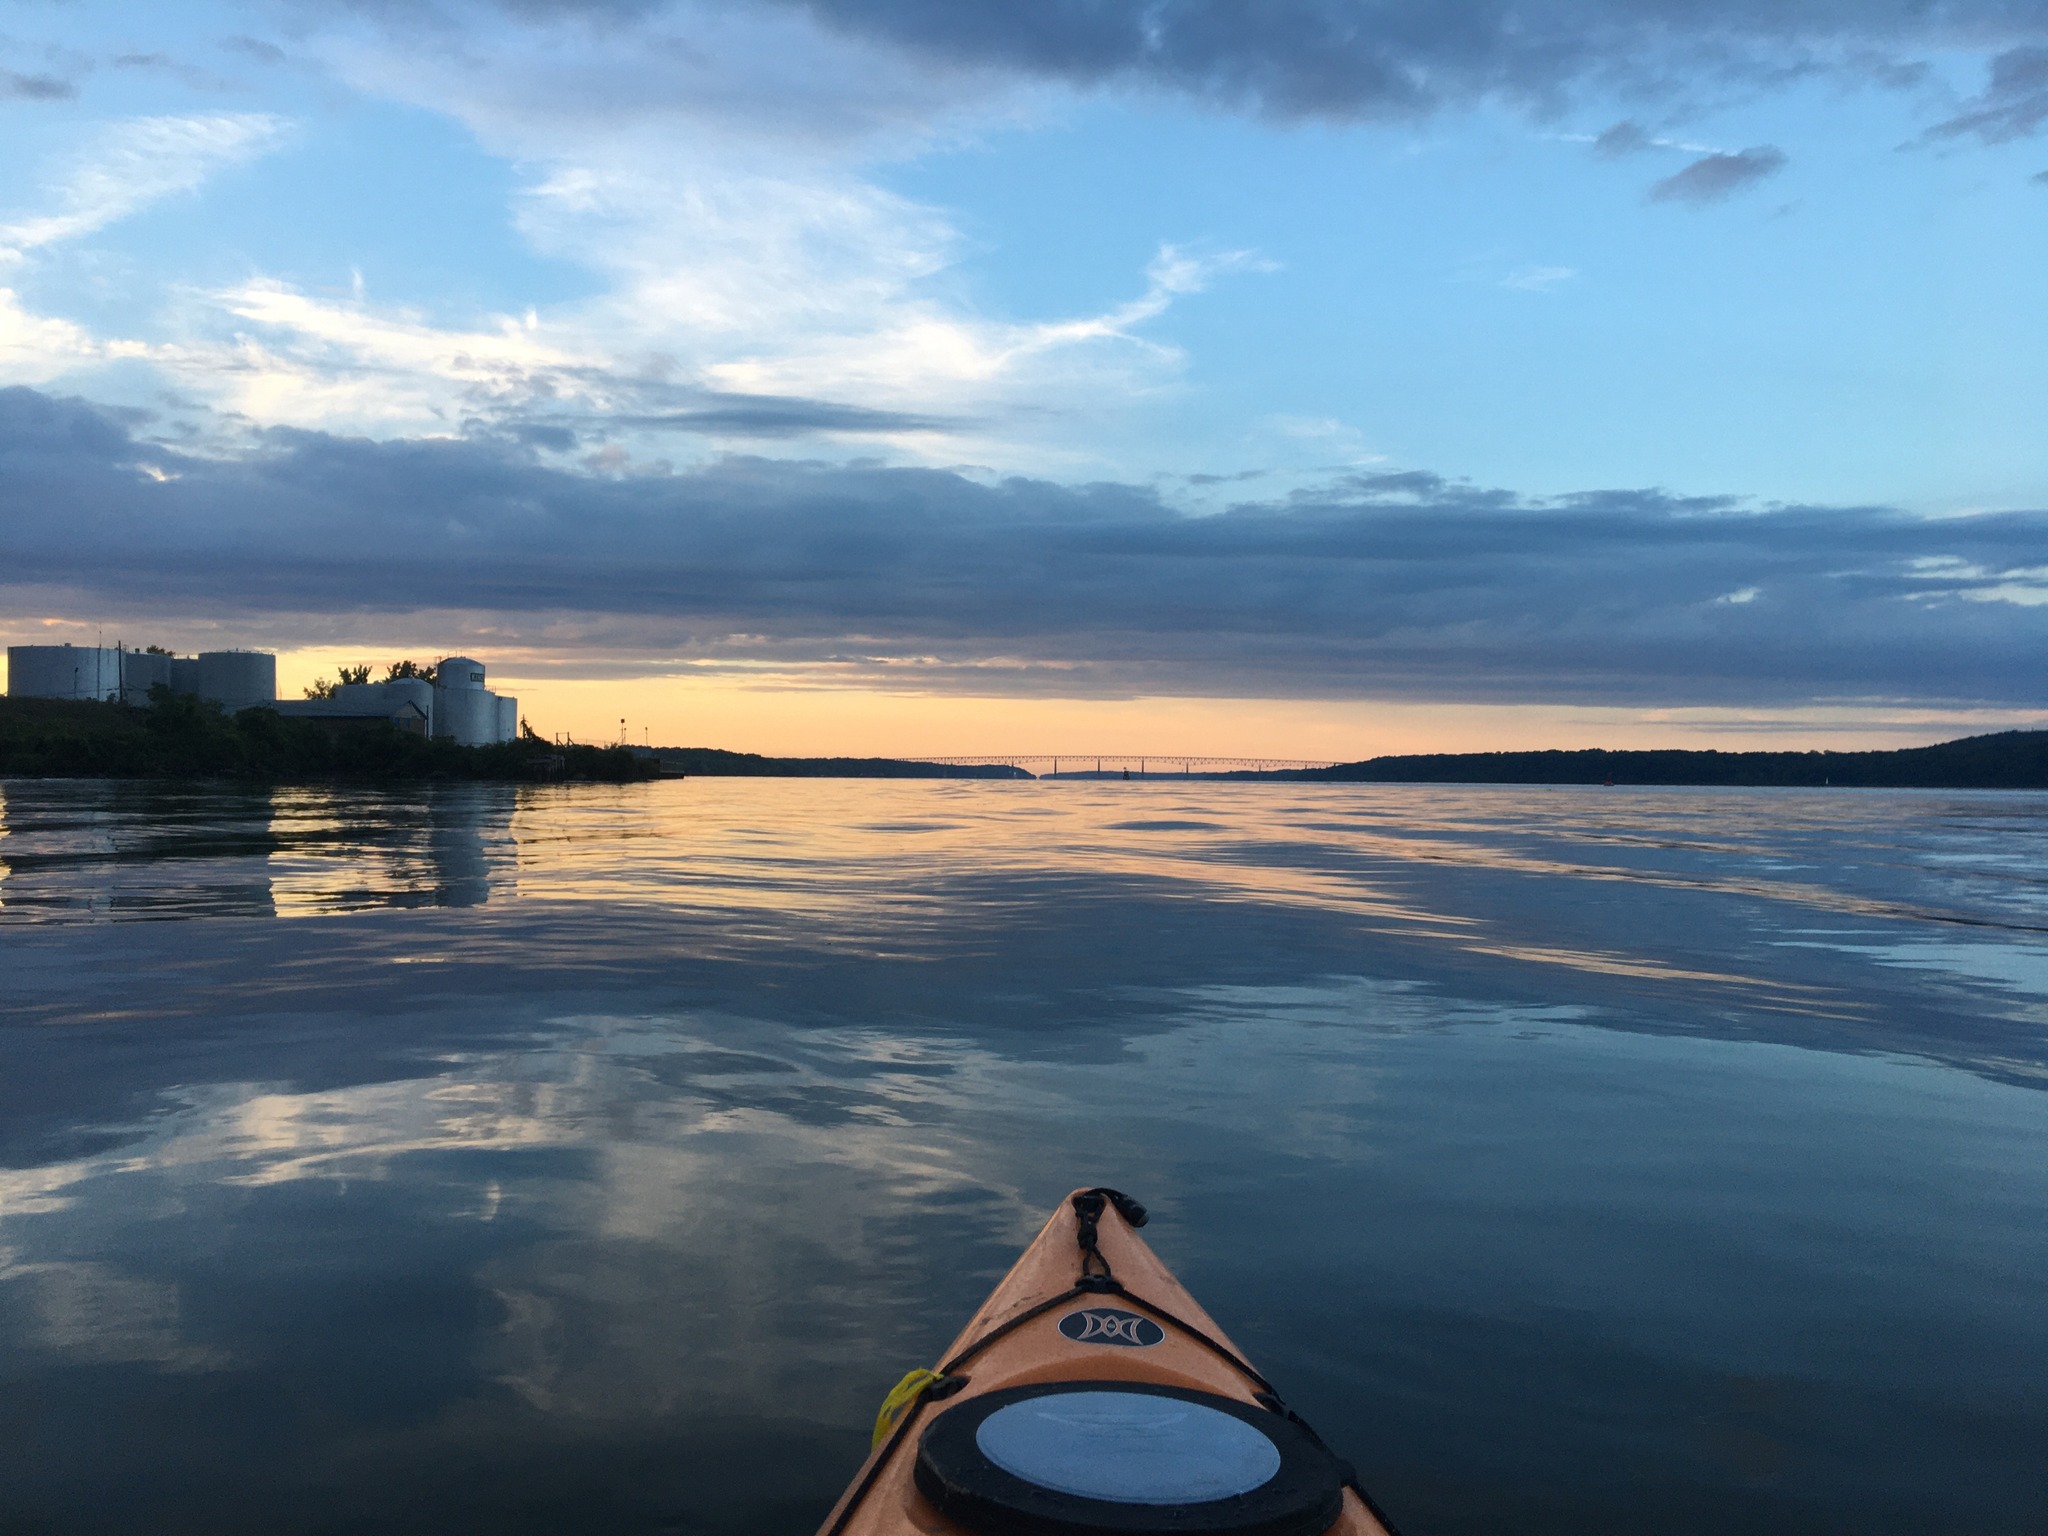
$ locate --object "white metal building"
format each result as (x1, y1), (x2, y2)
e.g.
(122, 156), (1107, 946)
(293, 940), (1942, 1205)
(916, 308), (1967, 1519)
(273, 677), (435, 735)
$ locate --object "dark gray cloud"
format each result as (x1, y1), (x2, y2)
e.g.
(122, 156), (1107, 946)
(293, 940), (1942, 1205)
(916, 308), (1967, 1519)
(112, 52), (231, 90)
(768, 0), (2048, 126)
(1649, 144), (1787, 202)
(220, 36), (289, 66)
(1, 70), (77, 102)
(3, 386), (2045, 707)
(1594, 119), (1653, 157)
(484, 391), (961, 456)
(1926, 45), (2048, 143)
(292, 0), (2048, 133)
(606, 396), (961, 438)
(482, 377), (964, 446)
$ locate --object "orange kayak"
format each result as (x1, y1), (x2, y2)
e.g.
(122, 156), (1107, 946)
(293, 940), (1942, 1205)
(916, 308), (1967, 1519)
(817, 1188), (1400, 1536)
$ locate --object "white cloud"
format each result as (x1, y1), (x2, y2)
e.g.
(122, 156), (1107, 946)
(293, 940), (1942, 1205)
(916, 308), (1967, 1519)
(690, 241), (1267, 411)
(1501, 264), (1577, 291)
(1954, 563), (2048, 606)
(189, 278), (585, 428)
(1903, 555), (2048, 606)
(0, 113), (291, 260)
(0, 287), (152, 383)
(213, 6), (1247, 458)
(158, 237), (1250, 460)
(1004, 244), (1269, 356)
(1268, 415), (1353, 439)
(0, 13), (1253, 466)
(50, 128), (1249, 459)
(0, 288), (100, 377)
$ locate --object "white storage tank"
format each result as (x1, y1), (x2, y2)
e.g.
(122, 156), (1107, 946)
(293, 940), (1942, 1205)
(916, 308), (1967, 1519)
(431, 657), (496, 745)
(495, 695), (518, 743)
(440, 656), (487, 691)
(383, 677), (436, 731)
(7, 645), (123, 701)
(196, 651), (276, 713)
(118, 650), (177, 702)
(443, 690), (497, 746)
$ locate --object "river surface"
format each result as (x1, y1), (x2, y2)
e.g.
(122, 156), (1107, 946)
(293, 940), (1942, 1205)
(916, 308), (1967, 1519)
(1, 777), (2044, 1535)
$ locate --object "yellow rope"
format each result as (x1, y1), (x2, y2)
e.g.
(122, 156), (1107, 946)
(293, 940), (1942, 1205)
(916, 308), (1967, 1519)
(871, 1367), (943, 1449)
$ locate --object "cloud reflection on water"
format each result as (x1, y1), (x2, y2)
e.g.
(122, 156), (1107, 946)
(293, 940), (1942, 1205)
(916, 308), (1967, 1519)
(2, 780), (2047, 1532)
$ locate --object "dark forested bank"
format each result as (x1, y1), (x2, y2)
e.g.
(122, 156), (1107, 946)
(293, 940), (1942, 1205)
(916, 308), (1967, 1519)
(0, 696), (658, 783)
(1304, 730), (2048, 788)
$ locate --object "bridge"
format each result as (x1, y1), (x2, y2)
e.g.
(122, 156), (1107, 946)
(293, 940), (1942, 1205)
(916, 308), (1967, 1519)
(903, 755), (1340, 778)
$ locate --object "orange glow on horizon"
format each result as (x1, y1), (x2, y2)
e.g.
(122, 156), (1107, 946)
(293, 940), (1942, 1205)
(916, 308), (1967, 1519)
(4, 644), (2037, 760)
(263, 652), (2048, 758)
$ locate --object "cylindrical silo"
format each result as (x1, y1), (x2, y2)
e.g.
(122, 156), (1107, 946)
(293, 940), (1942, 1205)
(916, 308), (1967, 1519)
(439, 657), (486, 691)
(382, 677), (434, 717)
(7, 645), (123, 700)
(384, 677), (435, 735)
(119, 650), (169, 702)
(495, 696), (518, 743)
(196, 651), (277, 713)
(432, 657), (492, 744)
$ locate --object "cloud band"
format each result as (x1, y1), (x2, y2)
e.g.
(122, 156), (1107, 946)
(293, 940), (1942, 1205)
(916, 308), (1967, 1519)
(2, 387), (2043, 707)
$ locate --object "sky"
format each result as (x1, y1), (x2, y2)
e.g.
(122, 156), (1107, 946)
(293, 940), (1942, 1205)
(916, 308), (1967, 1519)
(1, 0), (2046, 757)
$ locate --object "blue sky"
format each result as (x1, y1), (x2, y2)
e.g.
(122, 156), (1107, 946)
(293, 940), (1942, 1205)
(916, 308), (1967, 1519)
(2, 0), (2046, 752)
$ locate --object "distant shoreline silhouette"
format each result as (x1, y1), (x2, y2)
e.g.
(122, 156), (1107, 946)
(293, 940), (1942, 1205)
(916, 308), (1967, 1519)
(9, 696), (2044, 789)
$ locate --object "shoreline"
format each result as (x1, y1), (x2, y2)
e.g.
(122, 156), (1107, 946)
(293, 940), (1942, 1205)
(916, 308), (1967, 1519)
(7, 697), (2045, 790)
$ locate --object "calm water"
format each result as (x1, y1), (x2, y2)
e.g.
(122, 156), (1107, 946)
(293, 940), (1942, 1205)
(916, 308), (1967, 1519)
(1, 778), (2045, 1535)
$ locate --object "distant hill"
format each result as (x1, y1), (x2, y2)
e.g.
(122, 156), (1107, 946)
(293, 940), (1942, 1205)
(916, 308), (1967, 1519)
(1304, 730), (2048, 789)
(651, 747), (1026, 779)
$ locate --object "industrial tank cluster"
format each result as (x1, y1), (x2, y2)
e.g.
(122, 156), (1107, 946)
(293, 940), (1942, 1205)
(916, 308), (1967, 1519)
(5, 644), (518, 746)
(277, 658), (518, 746)
(5, 644), (276, 712)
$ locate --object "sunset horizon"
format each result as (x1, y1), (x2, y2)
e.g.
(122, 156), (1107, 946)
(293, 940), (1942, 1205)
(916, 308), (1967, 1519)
(2, 0), (2044, 755)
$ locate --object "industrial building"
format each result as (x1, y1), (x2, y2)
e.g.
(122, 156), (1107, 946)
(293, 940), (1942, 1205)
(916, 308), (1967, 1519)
(6, 644), (517, 745)
(274, 657), (517, 746)
(274, 678), (434, 737)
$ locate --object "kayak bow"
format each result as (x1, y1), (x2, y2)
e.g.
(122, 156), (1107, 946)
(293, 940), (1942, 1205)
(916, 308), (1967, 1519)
(818, 1187), (1397, 1536)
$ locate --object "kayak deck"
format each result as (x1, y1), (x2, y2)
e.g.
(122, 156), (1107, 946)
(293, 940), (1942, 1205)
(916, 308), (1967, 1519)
(817, 1188), (1395, 1536)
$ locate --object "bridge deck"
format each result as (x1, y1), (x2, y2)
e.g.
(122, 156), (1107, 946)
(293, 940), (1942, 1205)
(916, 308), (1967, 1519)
(903, 755), (1338, 774)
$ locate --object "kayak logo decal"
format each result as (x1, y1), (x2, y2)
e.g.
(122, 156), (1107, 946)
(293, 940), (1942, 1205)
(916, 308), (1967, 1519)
(1058, 1307), (1164, 1347)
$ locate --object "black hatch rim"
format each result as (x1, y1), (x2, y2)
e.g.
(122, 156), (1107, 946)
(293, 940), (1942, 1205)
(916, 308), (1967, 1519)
(913, 1380), (1348, 1536)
